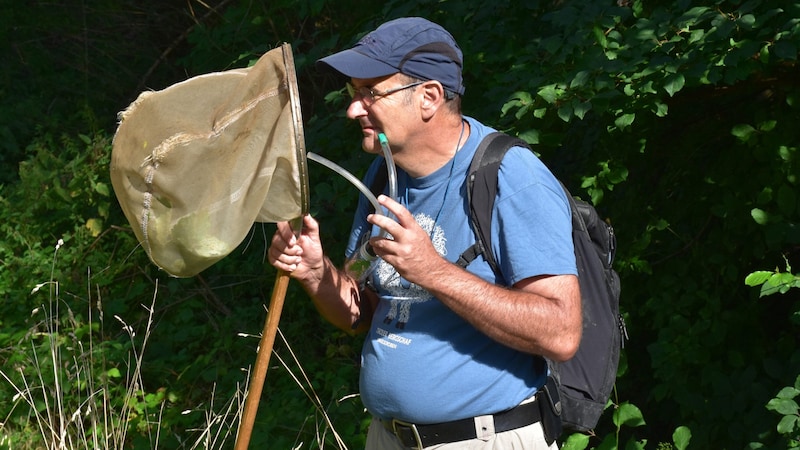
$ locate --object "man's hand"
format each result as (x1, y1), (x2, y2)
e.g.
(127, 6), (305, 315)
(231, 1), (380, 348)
(268, 215), (325, 284)
(367, 195), (446, 287)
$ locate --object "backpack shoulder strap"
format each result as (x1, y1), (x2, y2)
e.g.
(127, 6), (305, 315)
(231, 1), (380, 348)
(370, 134), (538, 280)
(457, 132), (531, 277)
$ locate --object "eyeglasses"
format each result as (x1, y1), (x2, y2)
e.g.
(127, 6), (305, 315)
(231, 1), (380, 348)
(346, 81), (424, 106)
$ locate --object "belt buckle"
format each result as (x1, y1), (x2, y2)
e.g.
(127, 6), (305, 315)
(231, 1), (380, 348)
(391, 418), (423, 450)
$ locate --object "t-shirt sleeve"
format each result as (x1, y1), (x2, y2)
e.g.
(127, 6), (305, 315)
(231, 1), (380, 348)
(492, 146), (577, 285)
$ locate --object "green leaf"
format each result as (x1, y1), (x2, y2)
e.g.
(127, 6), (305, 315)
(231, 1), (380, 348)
(615, 113), (636, 130)
(94, 181), (110, 197)
(640, 80), (657, 94)
(688, 28), (706, 45)
(518, 129), (540, 145)
(593, 25), (608, 49)
(624, 438), (647, 450)
(502, 92), (532, 116)
(538, 85), (559, 104)
(653, 101), (669, 117)
(614, 402), (646, 428)
(732, 124), (757, 142)
(596, 433), (618, 450)
(570, 70), (591, 89)
(324, 90), (344, 103)
(562, 433), (591, 450)
(768, 272), (796, 293)
(573, 100), (592, 120)
(86, 218), (104, 237)
(777, 415), (798, 434)
(767, 397), (799, 415)
(558, 103), (573, 122)
(760, 280), (780, 297)
(624, 83), (635, 97)
(664, 73), (685, 97)
(106, 367), (122, 379)
(608, 166), (629, 184)
(510, 91), (534, 105)
(500, 100), (519, 116)
(515, 103), (531, 120)
(759, 43), (771, 63)
(750, 208), (769, 225)
(737, 14), (756, 28)
(759, 120), (777, 132)
(745, 271), (772, 287)
(673, 426), (692, 450)
(777, 386), (800, 400)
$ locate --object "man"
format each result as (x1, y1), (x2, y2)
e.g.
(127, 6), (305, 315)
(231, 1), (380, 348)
(269, 17), (581, 449)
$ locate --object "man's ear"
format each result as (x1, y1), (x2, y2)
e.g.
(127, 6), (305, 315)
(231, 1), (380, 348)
(420, 81), (446, 119)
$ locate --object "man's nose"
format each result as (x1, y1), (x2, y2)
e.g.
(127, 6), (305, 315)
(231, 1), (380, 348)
(346, 97), (367, 120)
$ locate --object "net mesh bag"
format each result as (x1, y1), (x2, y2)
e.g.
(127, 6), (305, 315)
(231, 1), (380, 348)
(110, 44), (308, 277)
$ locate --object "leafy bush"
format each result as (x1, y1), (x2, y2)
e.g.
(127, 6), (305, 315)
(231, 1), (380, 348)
(0, 131), (364, 448)
(2, 0), (800, 448)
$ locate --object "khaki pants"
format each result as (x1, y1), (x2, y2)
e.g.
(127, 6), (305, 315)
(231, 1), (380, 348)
(365, 417), (559, 450)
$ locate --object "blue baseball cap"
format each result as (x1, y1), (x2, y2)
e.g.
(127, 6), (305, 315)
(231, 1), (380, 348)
(317, 17), (465, 95)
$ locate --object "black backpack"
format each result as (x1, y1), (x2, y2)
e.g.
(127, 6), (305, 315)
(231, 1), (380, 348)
(460, 132), (624, 432)
(369, 131), (625, 433)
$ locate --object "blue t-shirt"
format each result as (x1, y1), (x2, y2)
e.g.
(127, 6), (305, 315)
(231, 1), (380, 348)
(345, 116), (576, 424)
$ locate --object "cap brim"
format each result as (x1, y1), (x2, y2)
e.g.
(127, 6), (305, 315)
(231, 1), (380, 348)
(316, 48), (398, 79)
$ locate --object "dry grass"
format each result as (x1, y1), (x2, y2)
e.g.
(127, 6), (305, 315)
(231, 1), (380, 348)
(0, 239), (353, 449)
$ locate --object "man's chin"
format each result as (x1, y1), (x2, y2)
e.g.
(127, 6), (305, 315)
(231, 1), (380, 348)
(362, 145), (381, 155)
(361, 136), (381, 154)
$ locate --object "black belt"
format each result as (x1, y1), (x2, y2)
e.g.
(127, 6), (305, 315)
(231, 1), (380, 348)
(382, 396), (542, 449)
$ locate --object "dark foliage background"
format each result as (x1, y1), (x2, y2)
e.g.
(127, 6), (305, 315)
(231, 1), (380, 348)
(1, 0), (799, 449)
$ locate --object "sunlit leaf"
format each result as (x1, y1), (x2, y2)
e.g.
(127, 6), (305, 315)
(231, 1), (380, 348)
(776, 386), (800, 400)
(94, 181), (110, 197)
(562, 433), (590, 450)
(614, 402), (646, 428)
(745, 271), (772, 287)
(767, 397), (798, 415)
(86, 218), (104, 237)
(777, 415), (798, 434)
(673, 426), (692, 450)
(750, 208), (769, 225)
(538, 85), (559, 104)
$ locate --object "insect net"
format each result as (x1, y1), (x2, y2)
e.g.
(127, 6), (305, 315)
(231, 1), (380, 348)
(110, 44), (308, 277)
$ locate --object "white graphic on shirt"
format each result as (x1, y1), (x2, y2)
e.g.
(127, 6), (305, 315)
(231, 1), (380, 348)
(375, 327), (413, 348)
(377, 212), (446, 329)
